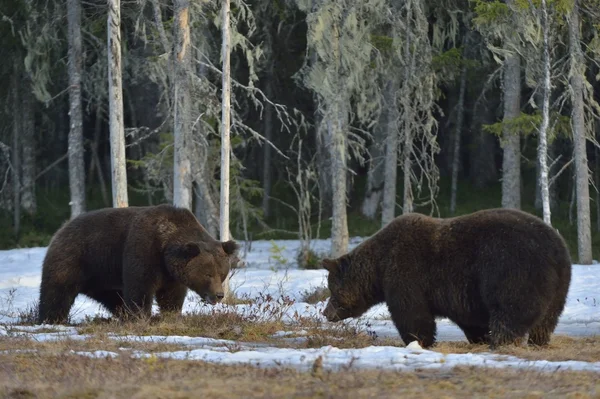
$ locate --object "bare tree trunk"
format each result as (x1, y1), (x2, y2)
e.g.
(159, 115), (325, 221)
(402, 130), (414, 214)
(12, 81), (21, 237)
(150, 0), (170, 55)
(363, 80), (392, 220)
(361, 130), (385, 220)
(501, 45), (521, 209)
(108, 0), (129, 208)
(381, 82), (399, 226)
(596, 146), (600, 233)
(67, 0), (86, 217)
(401, 2), (414, 215)
(261, 69), (274, 219)
(20, 83), (36, 215)
(220, 0), (232, 297)
(450, 64), (467, 215)
(330, 104), (349, 257)
(260, 17), (275, 219)
(194, 177), (219, 237)
(91, 106), (110, 206)
(537, 0), (551, 225)
(173, 0), (193, 210)
(569, 0), (592, 264)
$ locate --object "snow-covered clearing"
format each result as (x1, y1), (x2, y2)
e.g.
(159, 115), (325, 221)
(0, 238), (599, 373)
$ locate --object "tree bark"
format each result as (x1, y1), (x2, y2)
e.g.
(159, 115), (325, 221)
(12, 80), (21, 236)
(537, 0), (551, 225)
(173, 0), (193, 210)
(20, 82), (36, 215)
(220, 0), (233, 297)
(261, 70), (274, 219)
(568, 0), (592, 264)
(91, 105), (110, 206)
(450, 65), (467, 215)
(67, 0), (86, 217)
(381, 81), (399, 226)
(108, 0), (129, 208)
(329, 104), (349, 257)
(260, 16), (276, 220)
(501, 45), (521, 208)
(362, 80), (392, 220)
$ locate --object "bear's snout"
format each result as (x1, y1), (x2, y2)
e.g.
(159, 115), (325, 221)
(216, 292), (225, 300)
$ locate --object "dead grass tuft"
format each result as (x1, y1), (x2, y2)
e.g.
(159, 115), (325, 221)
(77, 308), (287, 344)
(301, 286), (330, 304)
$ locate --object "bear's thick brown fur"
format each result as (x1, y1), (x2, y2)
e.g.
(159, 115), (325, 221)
(322, 208), (572, 349)
(37, 204), (239, 324)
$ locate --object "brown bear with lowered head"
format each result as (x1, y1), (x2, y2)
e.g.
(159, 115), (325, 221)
(37, 204), (239, 324)
(322, 208), (572, 349)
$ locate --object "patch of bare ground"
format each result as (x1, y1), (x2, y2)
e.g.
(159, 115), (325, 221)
(434, 335), (600, 363)
(0, 353), (598, 399)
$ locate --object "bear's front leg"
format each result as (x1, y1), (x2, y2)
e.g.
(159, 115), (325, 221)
(386, 292), (437, 348)
(156, 282), (188, 314)
(122, 270), (156, 320)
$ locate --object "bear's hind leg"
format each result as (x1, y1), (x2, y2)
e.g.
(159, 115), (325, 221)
(156, 283), (188, 314)
(38, 279), (79, 325)
(456, 323), (491, 345)
(528, 301), (564, 346)
(84, 290), (126, 317)
(489, 309), (533, 349)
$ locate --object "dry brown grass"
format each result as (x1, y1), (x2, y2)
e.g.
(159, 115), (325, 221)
(301, 286), (331, 304)
(0, 334), (187, 355)
(0, 352), (598, 399)
(434, 335), (600, 363)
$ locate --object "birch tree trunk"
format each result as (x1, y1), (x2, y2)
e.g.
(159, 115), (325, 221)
(568, 0), (592, 264)
(67, 0), (86, 218)
(220, 0), (233, 296)
(450, 63), (468, 215)
(108, 0), (129, 208)
(173, 0), (193, 210)
(381, 82), (399, 226)
(537, 0), (551, 225)
(20, 82), (36, 215)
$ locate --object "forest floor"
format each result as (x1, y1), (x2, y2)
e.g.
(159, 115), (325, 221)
(1, 238), (599, 397)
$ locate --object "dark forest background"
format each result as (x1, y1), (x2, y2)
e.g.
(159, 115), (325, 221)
(1, 0), (600, 263)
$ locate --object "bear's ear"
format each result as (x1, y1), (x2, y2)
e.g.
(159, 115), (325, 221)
(222, 240), (239, 255)
(322, 258), (338, 273)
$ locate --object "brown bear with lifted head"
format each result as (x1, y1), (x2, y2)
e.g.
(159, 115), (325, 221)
(37, 204), (239, 324)
(322, 208), (572, 350)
